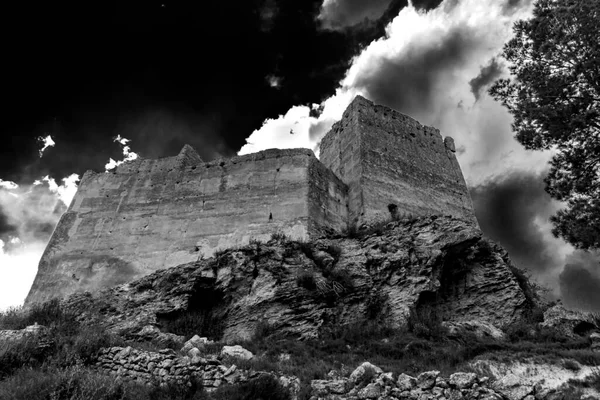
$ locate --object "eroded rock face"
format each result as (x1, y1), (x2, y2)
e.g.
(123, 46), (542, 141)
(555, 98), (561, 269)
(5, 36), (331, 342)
(540, 305), (599, 337)
(61, 216), (530, 342)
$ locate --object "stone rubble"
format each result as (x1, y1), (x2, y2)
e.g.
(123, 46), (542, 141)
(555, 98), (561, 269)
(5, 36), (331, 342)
(309, 363), (505, 400)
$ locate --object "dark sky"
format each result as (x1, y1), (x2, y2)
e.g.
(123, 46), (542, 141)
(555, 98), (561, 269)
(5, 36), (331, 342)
(1, 0), (443, 182)
(0, 0), (598, 310)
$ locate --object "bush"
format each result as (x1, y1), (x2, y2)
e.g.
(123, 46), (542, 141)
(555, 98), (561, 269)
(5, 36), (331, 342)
(53, 326), (124, 366)
(296, 272), (317, 290)
(0, 336), (50, 378)
(270, 232), (289, 242)
(0, 299), (78, 332)
(407, 308), (446, 340)
(211, 374), (290, 400)
(325, 244), (342, 262)
(563, 359), (581, 371)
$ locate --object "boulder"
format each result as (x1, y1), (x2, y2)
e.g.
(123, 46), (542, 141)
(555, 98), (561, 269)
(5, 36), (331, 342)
(417, 370), (440, 390)
(357, 383), (382, 399)
(449, 372), (478, 389)
(349, 362), (382, 385)
(220, 345), (253, 360)
(396, 373), (417, 391)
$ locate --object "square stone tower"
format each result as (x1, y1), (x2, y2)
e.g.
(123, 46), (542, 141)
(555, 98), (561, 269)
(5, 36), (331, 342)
(319, 95), (478, 227)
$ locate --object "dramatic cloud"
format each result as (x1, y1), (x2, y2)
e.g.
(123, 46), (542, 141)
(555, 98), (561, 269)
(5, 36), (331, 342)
(243, 0), (543, 185)
(559, 251), (600, 312)
(469, 57), (504, 102)
(470, 171), (572, 289)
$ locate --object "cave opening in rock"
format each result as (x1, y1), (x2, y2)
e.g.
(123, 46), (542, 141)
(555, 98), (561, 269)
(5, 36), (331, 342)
(573, 321), (596, 336)
(157, 277), (225, 340)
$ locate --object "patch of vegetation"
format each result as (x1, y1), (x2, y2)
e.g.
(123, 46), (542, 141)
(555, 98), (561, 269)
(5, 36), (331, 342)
(342, 214), (420, 239)
(270, 232), (289, 242)
(365, 292), (388, 320)
(407, 307), (447, 340)
(296, 271), (317, 291)
(0, 366), (208, 400)
(0, 301), (123, 378)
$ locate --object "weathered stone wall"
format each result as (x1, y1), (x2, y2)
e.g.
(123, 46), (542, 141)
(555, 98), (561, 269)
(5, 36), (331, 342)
(95, 346), (240, 389)
(95, 345), (300, 395)
(26, 147), (348, 305)
(320, 96), (478, 227)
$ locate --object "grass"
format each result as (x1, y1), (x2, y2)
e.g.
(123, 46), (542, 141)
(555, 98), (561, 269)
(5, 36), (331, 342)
(0, 365), (208, 400)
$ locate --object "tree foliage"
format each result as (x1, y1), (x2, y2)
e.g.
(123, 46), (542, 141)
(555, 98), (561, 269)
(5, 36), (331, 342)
(490, 0), (600, 249)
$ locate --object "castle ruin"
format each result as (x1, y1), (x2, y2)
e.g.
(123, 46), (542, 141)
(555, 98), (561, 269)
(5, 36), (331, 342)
(25, 96), (477, 305)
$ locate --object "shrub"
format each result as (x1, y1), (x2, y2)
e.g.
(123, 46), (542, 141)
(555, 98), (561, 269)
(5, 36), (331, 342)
(0, 336), (50, 378)
(53, 325), (124, 366)
(325, 269), (353, 293)
(0, 299), (78, 332)
(354, 365), (377, 389)
(211, 374), (291, 400)
(563, 359), (582, 371)
(270, 232), (289, 242)
(325, 244), (342, 262)
(296, 272), (317, 290)
(407, 307), (446, 340)
(365, 292), (387, 320)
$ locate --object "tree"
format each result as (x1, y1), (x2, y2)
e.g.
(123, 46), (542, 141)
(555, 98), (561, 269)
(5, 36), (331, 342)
(490, 0), (600, 250)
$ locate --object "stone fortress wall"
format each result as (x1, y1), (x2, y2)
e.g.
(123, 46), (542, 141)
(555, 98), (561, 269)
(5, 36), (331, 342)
(25, 95), (476, 305)
(319, 96), (477, 227)
(25, 147), (347, 305)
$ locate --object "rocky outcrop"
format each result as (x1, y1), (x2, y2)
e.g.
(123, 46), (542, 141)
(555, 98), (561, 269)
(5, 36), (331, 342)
(62, 216), (531, 342)
(540, 305), (599, 337)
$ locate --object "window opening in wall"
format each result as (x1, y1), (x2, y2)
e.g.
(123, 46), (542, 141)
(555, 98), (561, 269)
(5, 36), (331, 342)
(269, 212), (273, 221)
(388, 203), (398, 219)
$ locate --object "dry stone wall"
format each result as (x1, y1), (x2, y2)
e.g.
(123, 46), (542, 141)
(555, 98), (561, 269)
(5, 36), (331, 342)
(95, 345), (300, 395)
(320, 96), (477, 227)
(26, 147), (348, 305)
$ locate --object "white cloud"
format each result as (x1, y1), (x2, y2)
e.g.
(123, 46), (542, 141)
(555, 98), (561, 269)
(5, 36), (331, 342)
(37, 135), (56, 157)
(105, 135), (139, 171)
(239, 106), (317, 155)
(0, 179), (19, 190)
(42, 173), (80, 208)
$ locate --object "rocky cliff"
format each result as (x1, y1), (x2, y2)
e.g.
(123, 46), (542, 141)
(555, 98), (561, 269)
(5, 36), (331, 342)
(61, 215), (530, 342)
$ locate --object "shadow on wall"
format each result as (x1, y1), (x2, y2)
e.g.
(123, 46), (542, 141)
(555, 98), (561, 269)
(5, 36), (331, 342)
(76, 256), (139, 291)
